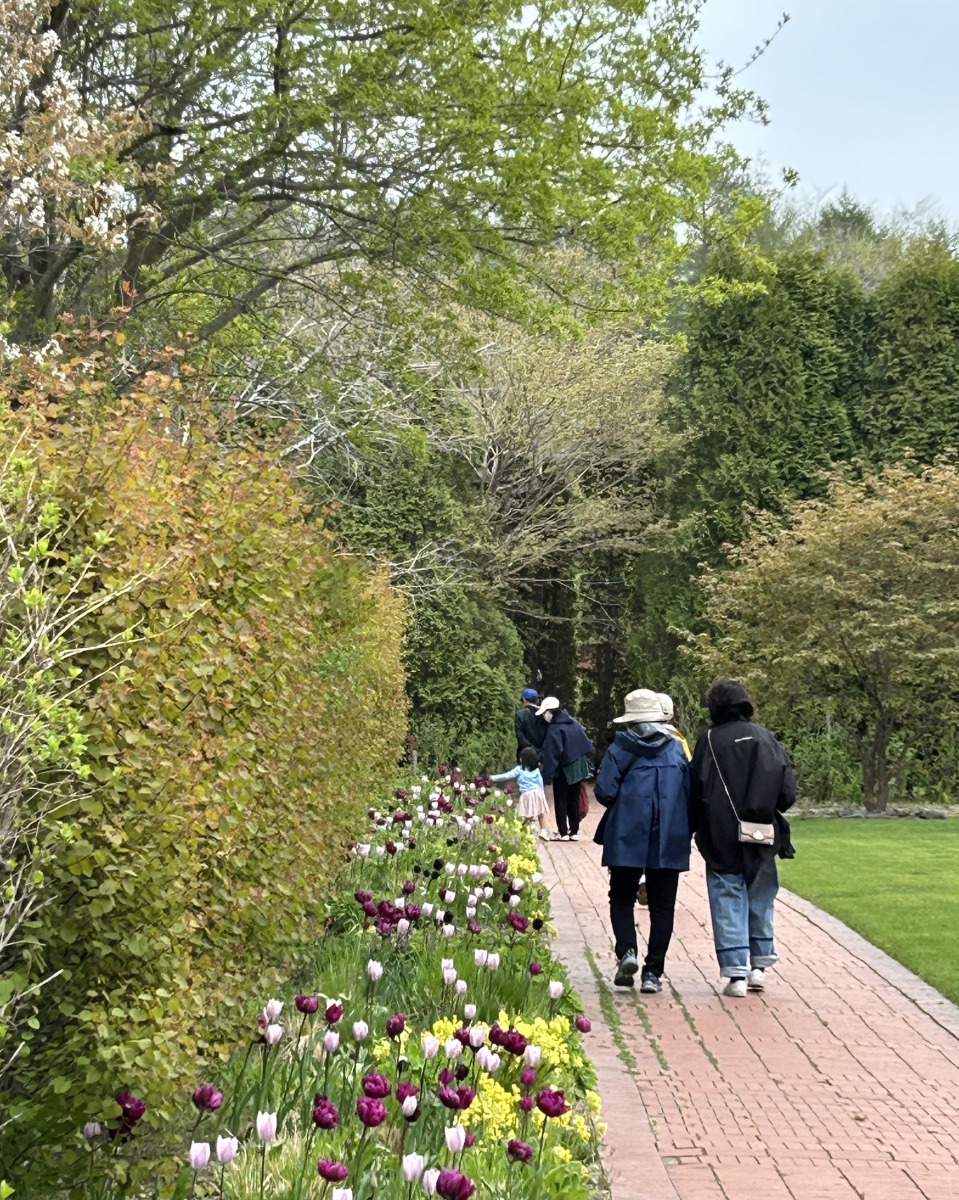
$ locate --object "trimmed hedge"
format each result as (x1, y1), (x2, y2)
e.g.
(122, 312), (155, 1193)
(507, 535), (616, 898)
(0, 362), (407, 1188)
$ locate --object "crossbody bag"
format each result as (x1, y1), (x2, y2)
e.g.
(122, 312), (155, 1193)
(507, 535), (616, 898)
(707, 729), (775, 846)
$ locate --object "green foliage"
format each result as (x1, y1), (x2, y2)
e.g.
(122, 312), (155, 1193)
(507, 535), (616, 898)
(625, 247), (867, 702)
(0, 353), (407, 1190)
(688, 463), (959, 811)
(859, 244), (959, 461)
(330, 415), (525, 772)
(406, 580), (525, 772)
(0, 444), (96, 1086)
(5, 0), (767, 343)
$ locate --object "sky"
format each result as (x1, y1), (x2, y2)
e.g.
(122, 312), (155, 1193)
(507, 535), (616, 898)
(695, 0), (959, 221)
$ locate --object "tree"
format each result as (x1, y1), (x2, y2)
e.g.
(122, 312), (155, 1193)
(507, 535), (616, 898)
(2, 0), (763, 344)
(858, 244), (959, 462)
(688, 463), (959, 810)
(624, 246), (868, 704)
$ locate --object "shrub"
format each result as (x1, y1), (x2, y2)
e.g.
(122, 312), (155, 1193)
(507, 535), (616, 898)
(0, 360), (407, 1189)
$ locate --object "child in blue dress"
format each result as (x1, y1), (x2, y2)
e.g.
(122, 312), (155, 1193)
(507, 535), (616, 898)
(491, 747), (552, 840)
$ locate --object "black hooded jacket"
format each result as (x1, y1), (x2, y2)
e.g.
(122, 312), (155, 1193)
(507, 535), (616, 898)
(690, 717), (797, 874)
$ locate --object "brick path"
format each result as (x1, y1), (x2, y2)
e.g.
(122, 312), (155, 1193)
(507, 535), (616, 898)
(543, 802), (959, 1200)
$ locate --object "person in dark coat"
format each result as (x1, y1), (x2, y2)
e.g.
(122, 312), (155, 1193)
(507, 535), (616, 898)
(514, 688), (547, 762)
(690, 678), (797, 999)
(538, 696), (593, 841)
(594, 688), (691, 992)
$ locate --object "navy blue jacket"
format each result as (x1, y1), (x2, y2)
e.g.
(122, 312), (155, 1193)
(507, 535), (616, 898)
(540, 710), (594, 785)
(593, 727), (691, 871)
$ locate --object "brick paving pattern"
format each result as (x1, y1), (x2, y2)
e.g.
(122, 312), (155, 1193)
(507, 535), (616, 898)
(543, 801), (959, 1200)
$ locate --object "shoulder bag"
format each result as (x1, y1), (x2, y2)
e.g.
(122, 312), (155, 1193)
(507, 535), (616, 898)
(707, 729), (775, 846)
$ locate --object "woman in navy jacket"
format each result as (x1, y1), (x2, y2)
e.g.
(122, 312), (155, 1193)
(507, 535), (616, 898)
(594, 688), (691, 992)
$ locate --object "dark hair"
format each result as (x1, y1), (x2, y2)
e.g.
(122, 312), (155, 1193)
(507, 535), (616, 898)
(705, 677), (754, 724)
(519, 747), (540, 770)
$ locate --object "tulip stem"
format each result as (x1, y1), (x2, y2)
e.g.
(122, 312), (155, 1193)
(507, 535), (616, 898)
(259, 1144), (266, 1200)
(218, 1165), (225, 1200)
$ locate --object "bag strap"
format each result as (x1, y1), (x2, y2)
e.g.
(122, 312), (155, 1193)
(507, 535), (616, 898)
(707, 728), (742, 824)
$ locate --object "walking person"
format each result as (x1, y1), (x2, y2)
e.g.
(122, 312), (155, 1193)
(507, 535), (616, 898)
(514, 688), (548, 762)
(594, 689), (691, 992)
(490, 747), (552, 841)
(690, 678), (797, 998)
(656, 692), (692, 760)
(537, 696), (593, 842)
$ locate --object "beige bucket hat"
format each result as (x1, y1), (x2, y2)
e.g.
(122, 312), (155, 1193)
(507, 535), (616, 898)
(612, 688), (666, 725)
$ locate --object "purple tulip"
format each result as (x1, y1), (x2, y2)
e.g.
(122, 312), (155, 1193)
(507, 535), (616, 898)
(528, 961), (542, 976)
(396, 1081), (419, 1104)
(438, 1086), (475, 1111)
(386, 1013), (406, 1039)
(518, 1095), (534, 1112)
(363, 900), (378, 918)
(453, 1026), (470, 1046)
(114, 1091), (146, 1132)
(385, 840), (397, 855)
(405, 902), (422, 921)
(576, 1015), (592, 1034)
(507, 1139), (533, 1163)
(402, 879), (415, 894)
(520, 1068), (537, 1088)
(296, 994), (319, 1015)
(361, 1072), (391, 1099)
(356, 1097), (387, 1127)
(312, 1095), (338, 1129)
(502, 1030), (528, 1057)
(192, 1084), (223, 1112)
(507, 912), (529, 933)
(318, 1159), (349, 1182)
(465, 1132), (476, 1148)
(325, 1001), (344, 1024)
(536, 1087), (570, 1119)
(436, 1168), (476, 1200)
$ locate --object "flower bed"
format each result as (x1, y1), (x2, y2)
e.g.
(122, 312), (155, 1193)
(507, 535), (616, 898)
(85, 772), (604, 1199)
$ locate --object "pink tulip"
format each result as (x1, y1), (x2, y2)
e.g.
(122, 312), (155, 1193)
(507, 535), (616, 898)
(256, 1111), (277, 1141)
(445, 1125), (466, 1153)
(216, 1135), (239, 1164)
(402, 1152), (425, 1182)
(353, 1020), (369, 1041)
(265, 1023), (283, 1045)
(423, 1167), (441, 1196)
(189, 1142), (210, 1170)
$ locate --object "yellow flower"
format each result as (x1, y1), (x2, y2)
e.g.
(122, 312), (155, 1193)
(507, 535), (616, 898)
(553, 1145), (572, 1162)
(430, 1016), (459, 1044)
(585, 1090), (601, 1115)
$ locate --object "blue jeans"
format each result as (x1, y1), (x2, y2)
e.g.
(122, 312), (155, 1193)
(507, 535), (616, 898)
(705, 856), (780, 979)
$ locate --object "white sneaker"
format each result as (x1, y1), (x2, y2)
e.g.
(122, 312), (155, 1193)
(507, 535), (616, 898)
(559, 833), (571, 841)
(747, 968), (766, 992)
(538, 828), (551, 840)
(568, 833), (580, 842)
(723, 978), (748, 998)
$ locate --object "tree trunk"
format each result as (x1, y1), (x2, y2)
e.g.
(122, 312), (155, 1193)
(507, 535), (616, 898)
(861, 717), (892, 812)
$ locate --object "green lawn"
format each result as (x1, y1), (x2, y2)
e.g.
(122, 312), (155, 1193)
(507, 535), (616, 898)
(779, 817), (959, 1005)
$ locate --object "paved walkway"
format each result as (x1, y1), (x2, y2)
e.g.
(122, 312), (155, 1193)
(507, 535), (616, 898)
(543, 802), (959, 1200)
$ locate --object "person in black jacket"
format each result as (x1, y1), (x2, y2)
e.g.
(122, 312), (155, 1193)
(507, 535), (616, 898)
(514, 688), (548, 762)
(538, 696), (594, 842)
(690, 678), (797, 999)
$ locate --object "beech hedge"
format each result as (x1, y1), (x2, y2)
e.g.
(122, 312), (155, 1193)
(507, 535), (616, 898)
(0, 356), (407, 1188)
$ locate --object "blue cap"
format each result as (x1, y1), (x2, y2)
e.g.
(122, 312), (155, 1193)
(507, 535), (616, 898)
(522, 688), (540, 701)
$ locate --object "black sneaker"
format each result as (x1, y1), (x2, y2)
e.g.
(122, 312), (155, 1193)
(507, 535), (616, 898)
(640, 970), (662, 994)
(613, 950), (639, 988)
